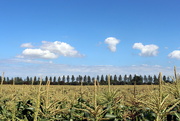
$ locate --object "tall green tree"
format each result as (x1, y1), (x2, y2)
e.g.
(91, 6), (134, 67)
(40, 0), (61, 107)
(53, 76), (57, 85)
(62, 75), (66, 84)
(128, 74), (132, 84)
(26, 76), (30, 84)
(49, 76), (52, 82)
(124, 75), (127, 83)
(71, 75), (75, 83)
(144, 75), (148, 84)
(67, 75), (70, 84)
(58, 76), (61, 85)
(83, 75), (87, 85)
(100, 75), (105, 84)
(148, 75), (153, 84)
(110, 75), (113, 82)
(79, 75), (83, 84)
(87, 76), (92, 85)
(118, 75), (122, 82)
(76, 77), (79, 84)
(6, 77), (10, 84)
(96, 75), (99, 82)
(113, 75), (118, 85)
(163, 75), (166, 82)
(45, 76), (48, 84)
(166, 76), (171, 82)
(153, 75), (158, 84)
(105, 75), (108, 84)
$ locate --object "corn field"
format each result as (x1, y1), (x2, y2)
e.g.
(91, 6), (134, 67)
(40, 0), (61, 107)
(0, 68), (180, 121)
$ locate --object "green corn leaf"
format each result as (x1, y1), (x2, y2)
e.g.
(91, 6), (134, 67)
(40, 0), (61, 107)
(175, 112), (180, 119)
(104, 113), (116, 118)
(25, 107), (35, 112)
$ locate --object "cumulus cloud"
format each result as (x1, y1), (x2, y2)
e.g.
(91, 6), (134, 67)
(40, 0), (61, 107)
(133, 43), (159, 56)
(18, 41), (83, 59)
(22, 49), (58, 59)
(104, 37), (120, 52)
(41, 41), (83, 57)
(20, 43), (33, 48)
(168, 50), (180, 60)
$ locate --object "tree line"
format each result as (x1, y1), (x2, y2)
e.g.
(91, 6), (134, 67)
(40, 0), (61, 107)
(0, 74), (172, 85)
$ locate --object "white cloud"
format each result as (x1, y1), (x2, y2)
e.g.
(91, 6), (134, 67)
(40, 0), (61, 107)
(21, 43), (33, 48)
(18, 41), (84, 59)
(0, 59), (176, 78)
(41, 41), (83, 57)
(104, 37), (120, 52)
(8, 58), (51, 64)
(133, 43), (159, 56)
(22, 49), (58, 59)
(168, 50), (180, 60)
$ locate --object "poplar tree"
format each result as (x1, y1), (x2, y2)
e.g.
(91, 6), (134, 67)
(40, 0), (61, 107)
(71, 75), (75, 83)
(67, 75), (70, 84)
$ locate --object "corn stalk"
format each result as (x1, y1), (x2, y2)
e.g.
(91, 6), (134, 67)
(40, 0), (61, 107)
(33, 77), (42, 121)
(1, 72), (4, 85)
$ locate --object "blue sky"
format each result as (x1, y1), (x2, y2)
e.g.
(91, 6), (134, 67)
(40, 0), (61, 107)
(0, 0), (180, 78)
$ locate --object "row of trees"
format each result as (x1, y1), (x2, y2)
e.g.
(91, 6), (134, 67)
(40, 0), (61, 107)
(0, 74), (172, 85)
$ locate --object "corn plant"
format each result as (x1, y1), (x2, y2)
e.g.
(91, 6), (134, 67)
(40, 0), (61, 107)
(139, 72), (180, 121)
(0, 68), (180, 121)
